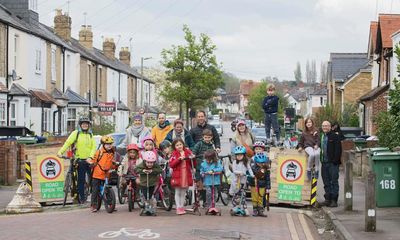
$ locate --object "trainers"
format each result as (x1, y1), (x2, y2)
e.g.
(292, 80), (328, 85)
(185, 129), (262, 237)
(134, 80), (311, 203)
(177, 207), (185, 215)
(91, 206), (97, 212)
(258, 208), (267, 217)
(328, 201), (338, 208)
(252, 207), (259, 217)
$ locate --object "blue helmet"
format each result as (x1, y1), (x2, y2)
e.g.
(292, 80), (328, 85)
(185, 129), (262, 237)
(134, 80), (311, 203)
(234, 146), (246, 155)
(254, 153), (268, 163)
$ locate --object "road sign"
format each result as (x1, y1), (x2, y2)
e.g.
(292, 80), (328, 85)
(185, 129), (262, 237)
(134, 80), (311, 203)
(277, 155), (306, 202)
(36, 156), (64, 199)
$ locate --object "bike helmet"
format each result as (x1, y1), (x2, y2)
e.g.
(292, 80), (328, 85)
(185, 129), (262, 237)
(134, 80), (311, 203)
(141, 136), (155, 147)
(234, 146), (246, 155)
(78, 117), (91, 126)
(236, 120), (246, 128)
(142, 151), (157, 162)
(127, 143), (139, 152)
(254, 153), (268, 163)
(101, 135), (114, 144)
(253, 141), (265, 149)
(159, 140), (171, 151)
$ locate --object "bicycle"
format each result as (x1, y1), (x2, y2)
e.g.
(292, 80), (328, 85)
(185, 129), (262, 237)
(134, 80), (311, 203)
(62, 156), (90, 206)
(216, 155), (232, 206)
(124, 175), (138, 212)
(94, 171), (117, 213)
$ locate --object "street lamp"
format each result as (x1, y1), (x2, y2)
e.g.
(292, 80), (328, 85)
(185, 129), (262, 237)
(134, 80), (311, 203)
(140, 57), (152, 108)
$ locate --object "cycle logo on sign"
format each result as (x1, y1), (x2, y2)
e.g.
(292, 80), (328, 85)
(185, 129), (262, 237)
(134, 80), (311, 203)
(280, 159), (303, 182)
(39, 157), (62, 180)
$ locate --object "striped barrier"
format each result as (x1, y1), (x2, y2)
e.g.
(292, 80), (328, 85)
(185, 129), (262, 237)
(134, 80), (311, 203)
(25, 162), (32, 191)
(310, 177), (317, 206)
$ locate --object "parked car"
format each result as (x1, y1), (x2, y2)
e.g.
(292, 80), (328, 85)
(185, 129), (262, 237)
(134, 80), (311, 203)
(94, 132), (126, 149)
(251, 127), (267, 143)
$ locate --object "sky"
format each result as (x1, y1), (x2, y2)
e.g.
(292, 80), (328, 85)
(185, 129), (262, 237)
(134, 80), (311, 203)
(36, 0), (400, 81)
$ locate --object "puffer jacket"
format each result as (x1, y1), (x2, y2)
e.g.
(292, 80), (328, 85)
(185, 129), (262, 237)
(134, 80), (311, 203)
(248, 163), (271, 189)
(91, 147), (116, 180)
(58, 130), (96, 159)
(200, 160), (223, 186)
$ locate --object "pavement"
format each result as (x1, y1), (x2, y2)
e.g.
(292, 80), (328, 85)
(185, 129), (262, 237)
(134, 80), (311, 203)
(0, 184), (19, 213)
(317, 169), (400, 240)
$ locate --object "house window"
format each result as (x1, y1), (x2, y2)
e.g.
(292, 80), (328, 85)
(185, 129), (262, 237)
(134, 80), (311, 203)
(67, 108), (77, 132)
(10, 103), (16, 126)
(0, 102), (6, 126)
(29, 0), (38, 11)
(320, 97), (323, 106)
(14, 35), (18, 71)
(51, 49), (56, 82)
(35, 49), (41, 73)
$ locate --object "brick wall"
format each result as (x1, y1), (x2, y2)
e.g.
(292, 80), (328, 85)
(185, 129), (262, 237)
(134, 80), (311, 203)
(0, 140), (18, 185)
(371, 90), (388, 135)
(343, 72), (372, 105)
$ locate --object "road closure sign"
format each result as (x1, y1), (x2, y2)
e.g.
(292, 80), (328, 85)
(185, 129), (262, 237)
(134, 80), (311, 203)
(36, 155), (64, 199)
(276, 154), (306, 201)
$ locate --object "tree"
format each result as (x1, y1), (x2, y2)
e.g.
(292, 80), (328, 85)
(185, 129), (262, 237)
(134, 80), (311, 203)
(161, 25), (223, 127)
(320, 61), (328, 83)
(294, 62), (302, 82)
(306, 60), (317, 84)
(222, 72), (240, 94)
(247, 82), (288, 123)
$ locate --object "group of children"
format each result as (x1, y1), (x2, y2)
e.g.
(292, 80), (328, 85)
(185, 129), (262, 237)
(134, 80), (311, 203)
(88, 126), (271, 217)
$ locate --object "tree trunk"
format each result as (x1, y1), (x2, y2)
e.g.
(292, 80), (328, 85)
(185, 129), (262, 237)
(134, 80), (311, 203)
(186, 102), (190, 129)
(179, 102), (183, 119)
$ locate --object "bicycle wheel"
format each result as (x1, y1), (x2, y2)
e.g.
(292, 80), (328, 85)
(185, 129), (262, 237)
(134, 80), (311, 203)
(104, 188), (116, 213)
(95, 193), (102, 211)
(63, 172), (72, 206)
(161, 185), (173, 211)
(218, 187), (229, 206)
(128, 190), (133, 212)
(117, 176), (126, 204)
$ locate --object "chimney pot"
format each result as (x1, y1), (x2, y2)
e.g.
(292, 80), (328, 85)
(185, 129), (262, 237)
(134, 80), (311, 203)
(103, 37), (116, 59)
(119, 47), (131, 66)
(54, 9), (72, 41)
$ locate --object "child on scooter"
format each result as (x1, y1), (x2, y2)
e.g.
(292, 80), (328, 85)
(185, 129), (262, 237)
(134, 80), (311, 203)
(192, 129), (215, 206)
(200, 150), (223, 210)
(229, 146), (254, 196)
(118, 143), (141, 195)
(135, 151), (162, 215)
(87, 135), (117, 212)
(249, 153), (271, 217)
(169, 138), (195, 215)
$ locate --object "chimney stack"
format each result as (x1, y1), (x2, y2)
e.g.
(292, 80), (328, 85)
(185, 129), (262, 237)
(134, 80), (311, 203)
(54, 9), (71, 41)
(79, 25), (93, 49)
(103, 38), (116, 59)
(119, 47), (131, 65)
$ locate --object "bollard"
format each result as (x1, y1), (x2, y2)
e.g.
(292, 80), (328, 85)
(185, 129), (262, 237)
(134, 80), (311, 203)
(365, 171), (376, 232)
(25, 162), (32, 191)
(344, 160), (353, 211)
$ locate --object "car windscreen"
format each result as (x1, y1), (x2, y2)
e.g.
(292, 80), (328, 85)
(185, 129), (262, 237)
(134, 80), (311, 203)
(251, 128), (266, 136)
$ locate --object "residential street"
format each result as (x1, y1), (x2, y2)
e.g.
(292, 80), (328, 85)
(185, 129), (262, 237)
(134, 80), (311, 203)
(0, 121), (320, 240)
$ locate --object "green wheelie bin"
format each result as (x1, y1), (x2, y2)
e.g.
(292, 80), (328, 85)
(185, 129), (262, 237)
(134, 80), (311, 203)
(370, 152), (400, 207)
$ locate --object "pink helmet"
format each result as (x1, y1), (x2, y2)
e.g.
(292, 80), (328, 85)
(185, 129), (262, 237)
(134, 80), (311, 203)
(141, 136), (155, 147)
(142, 151), (157, 162)
(236, 120), (246, 128)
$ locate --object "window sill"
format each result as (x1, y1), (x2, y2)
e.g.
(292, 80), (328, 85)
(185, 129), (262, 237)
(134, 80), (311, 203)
(35, 70), (42, 75)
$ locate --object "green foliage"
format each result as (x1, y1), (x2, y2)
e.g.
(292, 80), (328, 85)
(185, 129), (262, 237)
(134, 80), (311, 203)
(314, 104), (341, 128)
(247, 82), (288, 123)
(375, 112), (400, 149)
(91, 113), (116, 136)
(160, 25), (223, 116)
(294, 62), (302, 82)
(342, 103), (359, 127)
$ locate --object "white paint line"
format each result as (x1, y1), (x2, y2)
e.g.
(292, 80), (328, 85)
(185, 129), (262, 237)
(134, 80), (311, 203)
(298, 213), (314, 240)
(286, 213), (300, 240)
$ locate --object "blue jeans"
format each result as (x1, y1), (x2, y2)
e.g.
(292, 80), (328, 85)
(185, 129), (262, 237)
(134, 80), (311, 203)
(264, 113), (280, 141)
(77, 160), (91, 202)
(321, 162), (339, 201)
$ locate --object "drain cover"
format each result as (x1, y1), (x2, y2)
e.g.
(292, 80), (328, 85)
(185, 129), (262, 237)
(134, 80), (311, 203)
(192, 229), (241, 239)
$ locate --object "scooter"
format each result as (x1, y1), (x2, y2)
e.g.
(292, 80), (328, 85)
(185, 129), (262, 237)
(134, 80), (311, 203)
(205, 171), (221, 216)
(140, 171), (156, 216)
(230, 175), (249, 217)
(185, 156), (201, 216)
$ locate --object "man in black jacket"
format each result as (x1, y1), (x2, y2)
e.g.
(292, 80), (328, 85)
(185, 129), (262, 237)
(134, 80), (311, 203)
(190, 111), (221, 153)
(320, 120), (342, 207)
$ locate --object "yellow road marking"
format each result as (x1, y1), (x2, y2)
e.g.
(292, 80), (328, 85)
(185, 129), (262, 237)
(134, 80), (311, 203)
(298, 213), (314, 240)
(286, 213), (300, 240)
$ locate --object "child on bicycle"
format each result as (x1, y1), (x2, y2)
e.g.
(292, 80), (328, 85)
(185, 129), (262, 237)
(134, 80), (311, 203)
(229, 146), (254, 196)
(169, 138), (195, 215)
(249, 153), (271, 217)
(200, 150), (223, 209)
(87, 135), (117, 212)
(118, 143), (141, 196)
(192, 129), (216, 206)
(135, 151), (162, 211)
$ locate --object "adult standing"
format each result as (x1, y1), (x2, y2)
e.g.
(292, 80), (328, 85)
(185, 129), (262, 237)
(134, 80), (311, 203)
(230, 120), (255, 157)
(151, 112), (173, 148)
(320, 120), (342, 207)
(165, 119), (195, 149)
(190, 110), (221, 152)
(119, 114), (150, 149)
(57, 117), (96, 203)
